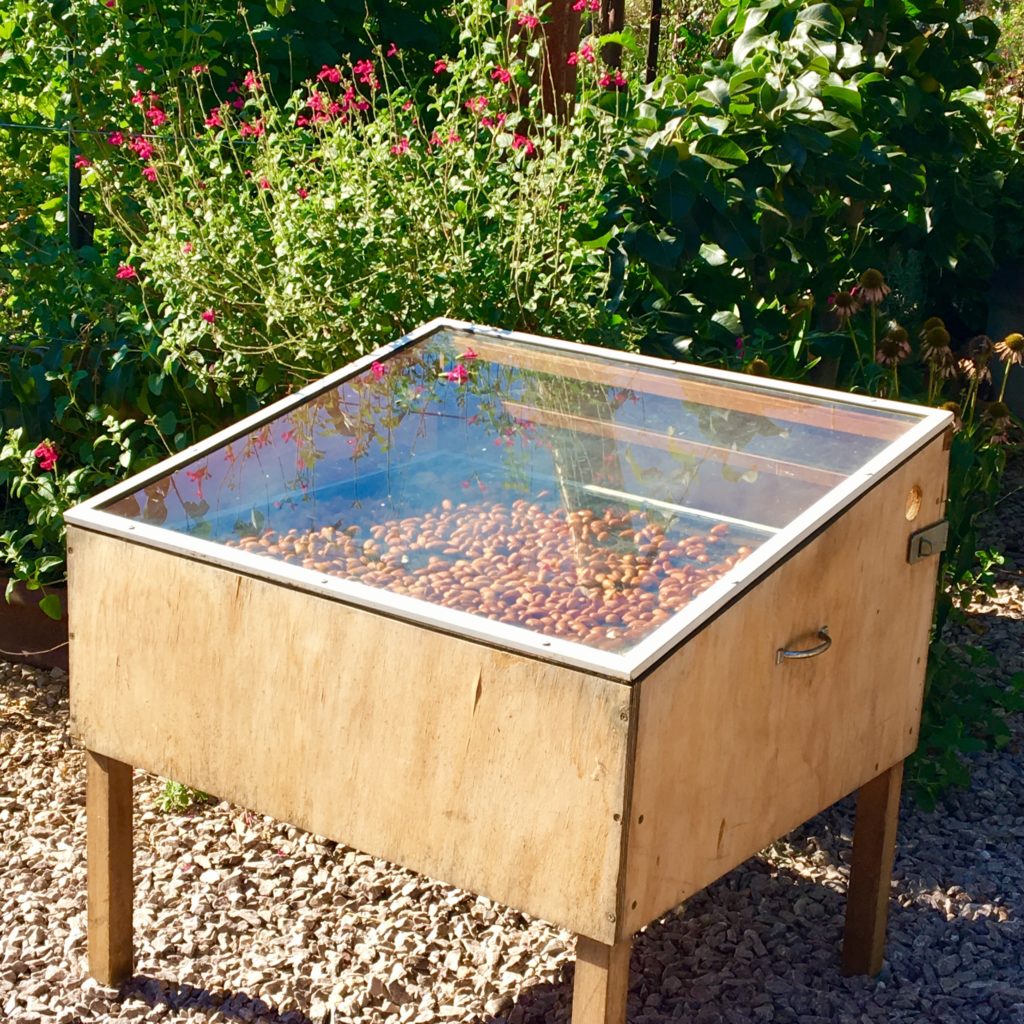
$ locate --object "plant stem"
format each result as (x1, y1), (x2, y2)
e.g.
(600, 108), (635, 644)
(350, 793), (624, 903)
(998, 361), (1013, 403)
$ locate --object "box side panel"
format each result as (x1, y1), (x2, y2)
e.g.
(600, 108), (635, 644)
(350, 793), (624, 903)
(67, 528), (629, 942)
(620, 434), (948, 937)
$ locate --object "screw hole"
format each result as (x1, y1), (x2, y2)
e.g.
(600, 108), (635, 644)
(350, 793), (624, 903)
(637, 814), (645, 825)
(631, 900), (638, 910)
(613, 813), (621, 822)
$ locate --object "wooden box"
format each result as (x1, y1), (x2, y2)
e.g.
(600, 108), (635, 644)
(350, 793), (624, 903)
(66, 320), (952, 1022)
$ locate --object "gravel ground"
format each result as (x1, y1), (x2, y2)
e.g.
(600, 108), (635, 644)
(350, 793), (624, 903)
(2, 464), (1023, 1024)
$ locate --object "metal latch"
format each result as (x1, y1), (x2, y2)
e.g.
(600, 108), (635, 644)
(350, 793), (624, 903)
(907, 520), (949, 564)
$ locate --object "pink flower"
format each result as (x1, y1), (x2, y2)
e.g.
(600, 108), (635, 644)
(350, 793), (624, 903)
(73, 155), (91, 169)
(465, 96), (488, 113)
(185, 465), (212, 499)
(580, 42), (596, 63)
(130, 136), (155, 160)
(390, 136), (410, 156)
(295, 115), (310, 127)
(512, 133), (535, 155)
(598, 70), (628, 91)
(105, 1), (115, 7)
(115, 263), (137, 280)
(518, 13), (539, 28)
(107, 130), (124, 146)
(567, 52), (579, 66)
(201, 308), (216, 323)
(317, 64), (341, 83)
(491, 66), (512, 84)
(182, 242), (193, 254)
(205, 107), (223, 129)
(352, 59), (376, 87)
(447, 130), (461, 144)
(386, 43), (399, 57)
(142, 165), (157, 182)
(296, 187), (309, 199)
(243, 70), (261, 90)
(370, 361), (388, 379)
(145, 106), (167, 126)
(280, 429), (295, 443)
(434, 59), (448, 75)
(258, 177), (271, 190)
(34, 442), (58, 472)
(239, 119), (264, 137)
(458, 347), (478, 360)
(233, 97), (244, 110)
(445, 364), (469, 384)
(402, 99), (413, 110)
(130, 90), (146, 105)
(191, 64), (208, 74)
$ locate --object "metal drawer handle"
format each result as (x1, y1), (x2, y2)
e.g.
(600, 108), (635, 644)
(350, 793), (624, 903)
(776, 626), (831, 665)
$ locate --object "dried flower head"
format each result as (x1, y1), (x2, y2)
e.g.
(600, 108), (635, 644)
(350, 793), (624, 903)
(967, 334), (995, 366)
(920, 326), (952, 362)
(875, 326), (911, 367)
(829, 290), (860, 323)
(746, 357), (770, 376)
(983, 400), (1012, 429)
(857, 268), (890, 305)
(958, 357), (991, 384)
(939, 400), (963, 433)
(995, 332), (1024, 366)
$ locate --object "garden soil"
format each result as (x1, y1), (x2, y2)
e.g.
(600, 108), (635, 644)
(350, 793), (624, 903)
(2, 462), (1022, 1024)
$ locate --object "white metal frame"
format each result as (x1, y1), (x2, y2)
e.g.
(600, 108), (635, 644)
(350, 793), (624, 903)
(65, 318), (953, 683)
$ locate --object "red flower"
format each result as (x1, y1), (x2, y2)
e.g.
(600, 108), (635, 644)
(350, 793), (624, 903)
(465, 96), (488, 113)
(142, 165), (157, 182)
(567, 52), (579, 66)
(107, 130), (125, 146)
(205, 107), (223, 129)
(243, 70), (262, 90)
(317, 64), (341, 83)
(145, 107), (167, 126)
(130, 90), (146, 105)
(434, 59), (448, 75)
(445, 364), (469, 383)
(258, 177), (271, 190)
(491, 66), (512, 84)
(115, 263), (138, 280)
(73, 155), (91, 169)
(33, 442), (58, 472)
(201, 308), (216, 324)
(390, 137), (410, 156)
(185, 465), (212, 499)
(182, 242), (193, 254)
(386, 43), (399, 57)
(518, 13), (539, 28)
(130, 136), (155, 160)
(370, 361), (388, 379)
(352, 59), (377, 87)
(191, 64), (208, 74)
(458, 347), (478, 360)
(239, 119), (265, 138)
(296, 187), (309, 199)
(512, 133), (535, 155)
(598, 70), (628, 91)
(580, 42), (596, 64)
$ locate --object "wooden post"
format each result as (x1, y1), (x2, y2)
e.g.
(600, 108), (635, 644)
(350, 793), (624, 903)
(600, 0), (625, 69)
(508, 0), (581, 120)
(86, 750), (134, 985)
(841, 760), (904, 976)
(572, 935), (632, 1024)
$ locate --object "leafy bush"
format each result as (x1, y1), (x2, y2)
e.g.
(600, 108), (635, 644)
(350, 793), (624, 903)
(85, 2), (632, 394)
(603, 0), (1023, 360)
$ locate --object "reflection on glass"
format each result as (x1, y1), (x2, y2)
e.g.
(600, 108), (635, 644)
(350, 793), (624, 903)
(103, 327), (922, 653)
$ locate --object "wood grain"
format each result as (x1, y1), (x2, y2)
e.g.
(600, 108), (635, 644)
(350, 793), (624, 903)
(619, 435), (948, 936)
(573, 935), (633, 1024)
(68, 529), (630, 942)
(841, 761), (905, 976)
(86, 750), (134, 985)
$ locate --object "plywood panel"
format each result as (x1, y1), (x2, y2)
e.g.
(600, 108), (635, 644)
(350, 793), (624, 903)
(68, 529), (631, 942)
(620, 435), (948, 936)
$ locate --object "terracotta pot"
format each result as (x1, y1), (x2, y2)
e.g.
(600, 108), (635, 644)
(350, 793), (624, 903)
(0, 574), (69, 673)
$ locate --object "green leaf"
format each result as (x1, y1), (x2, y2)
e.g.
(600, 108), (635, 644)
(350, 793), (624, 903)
(39, 594), (63, 621)
(692, 135), (748, 170)
(795, 4), (844, 35)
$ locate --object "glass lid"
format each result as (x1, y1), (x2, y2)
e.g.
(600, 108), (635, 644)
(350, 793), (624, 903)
(91, 322), (937, 671)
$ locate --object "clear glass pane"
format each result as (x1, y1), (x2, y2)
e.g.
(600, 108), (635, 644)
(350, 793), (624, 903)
(103, 326), (923, 654)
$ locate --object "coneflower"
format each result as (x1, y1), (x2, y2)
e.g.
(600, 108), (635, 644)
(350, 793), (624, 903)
(994, 332), (1024, 402)
(746, 357), (770, 376)
(939, 400), (963, 433)
(857, 268), (890, 305)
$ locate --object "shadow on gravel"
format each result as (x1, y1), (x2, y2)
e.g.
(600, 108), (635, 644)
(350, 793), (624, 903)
(120, 975), (315, 1024)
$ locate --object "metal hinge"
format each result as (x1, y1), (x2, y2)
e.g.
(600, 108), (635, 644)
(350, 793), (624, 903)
(907, 520), (949, 564)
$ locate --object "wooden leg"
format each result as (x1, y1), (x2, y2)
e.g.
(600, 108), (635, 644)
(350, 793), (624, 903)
(572, 935), (632, 1024)
(86, 750), (134, 985)
(841, 760), (904, 976)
